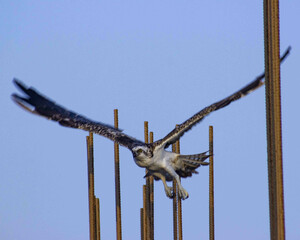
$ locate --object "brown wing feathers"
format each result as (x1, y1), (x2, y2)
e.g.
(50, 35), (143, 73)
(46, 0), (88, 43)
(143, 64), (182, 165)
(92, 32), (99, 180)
(12, 79), (144, 149)
(12, 47), (291, 150)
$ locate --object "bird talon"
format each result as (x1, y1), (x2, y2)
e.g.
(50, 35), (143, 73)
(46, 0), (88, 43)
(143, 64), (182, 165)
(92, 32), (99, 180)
(165, 186), (174, 199)
(178, 188), (189, 200)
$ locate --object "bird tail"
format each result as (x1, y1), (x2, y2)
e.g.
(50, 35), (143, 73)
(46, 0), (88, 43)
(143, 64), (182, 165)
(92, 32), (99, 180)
(176, 151), (210, 178)
(178, 151), (210, 166)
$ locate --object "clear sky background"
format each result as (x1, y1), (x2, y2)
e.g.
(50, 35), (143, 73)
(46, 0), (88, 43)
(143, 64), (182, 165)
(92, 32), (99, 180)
(1, 1), (299, 239)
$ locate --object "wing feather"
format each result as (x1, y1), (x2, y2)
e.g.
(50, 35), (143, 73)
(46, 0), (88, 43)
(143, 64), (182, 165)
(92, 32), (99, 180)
(154, 47), (291, 149)
(12, 79), (145, 149)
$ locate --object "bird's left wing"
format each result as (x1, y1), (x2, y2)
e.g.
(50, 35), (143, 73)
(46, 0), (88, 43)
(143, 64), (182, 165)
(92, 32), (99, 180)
(154, 47), (291, 149)
(12, 79), (145, 149)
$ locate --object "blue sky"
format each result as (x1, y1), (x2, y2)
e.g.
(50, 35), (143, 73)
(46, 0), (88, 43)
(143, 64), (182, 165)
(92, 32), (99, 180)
(1, 1), (299, 239)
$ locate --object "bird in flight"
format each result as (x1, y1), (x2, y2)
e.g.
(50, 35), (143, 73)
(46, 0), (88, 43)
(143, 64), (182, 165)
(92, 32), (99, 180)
(12, 48), (290, 200)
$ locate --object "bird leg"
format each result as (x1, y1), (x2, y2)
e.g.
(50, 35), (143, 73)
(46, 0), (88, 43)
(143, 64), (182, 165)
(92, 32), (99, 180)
(165, 166), (189, 200)
(153, 172), (174, 198)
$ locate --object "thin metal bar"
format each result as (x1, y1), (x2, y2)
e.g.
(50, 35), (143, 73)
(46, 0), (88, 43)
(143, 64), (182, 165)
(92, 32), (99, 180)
(263, 1), (285, 239)
(172, 143), (178, 240)
(140, 208), (144, 240)
(144, 121), (150, 240)
(95, 197), (101, 240)
(114, 109), (122, 240)
(143, 185), (147, 240)
(149, 131), (154, 240)
(86, 132), (95, 240)
(264, 2), (277, 237)
(144, 121), (149, 143)
(176, 140), (183, 240)
(209, 126), (215, 240)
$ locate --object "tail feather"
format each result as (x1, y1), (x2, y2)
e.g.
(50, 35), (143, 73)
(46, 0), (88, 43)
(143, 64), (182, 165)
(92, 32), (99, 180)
(178, 151), (210, 166)
(176, 151), (210, 178)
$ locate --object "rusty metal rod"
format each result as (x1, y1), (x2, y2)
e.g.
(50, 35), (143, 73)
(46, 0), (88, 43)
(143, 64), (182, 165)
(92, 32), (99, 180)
(263, 1), (286, 239)
(149, 131), (154, 240)
(140, 208), (144, 240)
(95, 197), (101, 240)
(172, 143), (178, 240)
(264, 7), (277, 239)
(143, 185), (147, 240)
(144, 121), (151, 240)
(209, 126), (215, 240)
(86, 132), (96, 240)
(176, 140), (183, 240)
(114, 109), (122, 240)
(144, 121), (149, 143)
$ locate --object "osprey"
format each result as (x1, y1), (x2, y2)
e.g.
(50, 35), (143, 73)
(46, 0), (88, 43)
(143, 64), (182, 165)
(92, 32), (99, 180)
(12, 48), (290, 200)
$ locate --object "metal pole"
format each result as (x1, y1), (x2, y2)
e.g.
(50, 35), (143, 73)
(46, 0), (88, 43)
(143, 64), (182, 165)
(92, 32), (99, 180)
(95, 197), (101, 240)
(86, 132), (96, 240)
(209, 126), (215, 240)
(149, 131), (154, 240)
(114, 109), (122, 240)
(143, 185), (148, 240)
(172, 143), (178, 240)
(176, 140), (183, 240)
(263, 1), (285, 240)
(144, 121), (150, 240)
(140, 208), (144, 240)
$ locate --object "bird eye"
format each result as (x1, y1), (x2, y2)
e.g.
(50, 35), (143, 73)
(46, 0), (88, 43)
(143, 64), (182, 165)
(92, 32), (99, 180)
(137, 149), (143, 154)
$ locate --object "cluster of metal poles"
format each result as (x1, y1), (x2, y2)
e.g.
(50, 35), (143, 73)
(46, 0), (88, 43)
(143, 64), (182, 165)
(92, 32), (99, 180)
(84, 1), (287, 237)
(86, 116), (215, 240)
(140, 121), (155, 240)
(86, 132), (101, 240)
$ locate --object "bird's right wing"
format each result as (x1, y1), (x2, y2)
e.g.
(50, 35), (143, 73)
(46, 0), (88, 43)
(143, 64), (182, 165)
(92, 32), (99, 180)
(12, 79), (145, 149)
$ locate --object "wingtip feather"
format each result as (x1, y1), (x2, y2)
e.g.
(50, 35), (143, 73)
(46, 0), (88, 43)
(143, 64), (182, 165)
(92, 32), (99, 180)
(13, 78), (28, 92)
(11, 93), (36, 114)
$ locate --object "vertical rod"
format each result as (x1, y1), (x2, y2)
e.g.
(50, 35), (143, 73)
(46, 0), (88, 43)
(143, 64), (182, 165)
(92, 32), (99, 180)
(144, 121), (150, 240)
(209, 126), (215, 240)
(144, 121), (149, 143)
(95, 197), (101, 240)
(263, 1), (285, 239)
(143, 185), (147, 240)
(176, 140), (183, 240)
(86, 132), (96, 240)
(149, 132), (154, 240)
(114, 109), (122, 240)
(264, 1), (277, 237)
(140, 208), (144, 240)
(172, 143), (178, 240)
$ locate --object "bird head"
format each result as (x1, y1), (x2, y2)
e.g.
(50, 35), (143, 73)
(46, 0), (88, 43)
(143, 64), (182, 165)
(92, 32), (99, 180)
(132, 146), (152, 160)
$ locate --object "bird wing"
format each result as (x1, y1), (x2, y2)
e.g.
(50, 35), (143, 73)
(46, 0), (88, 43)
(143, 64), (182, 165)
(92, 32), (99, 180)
(12, 79), (145, 149)
(154, 47), (291, 149)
